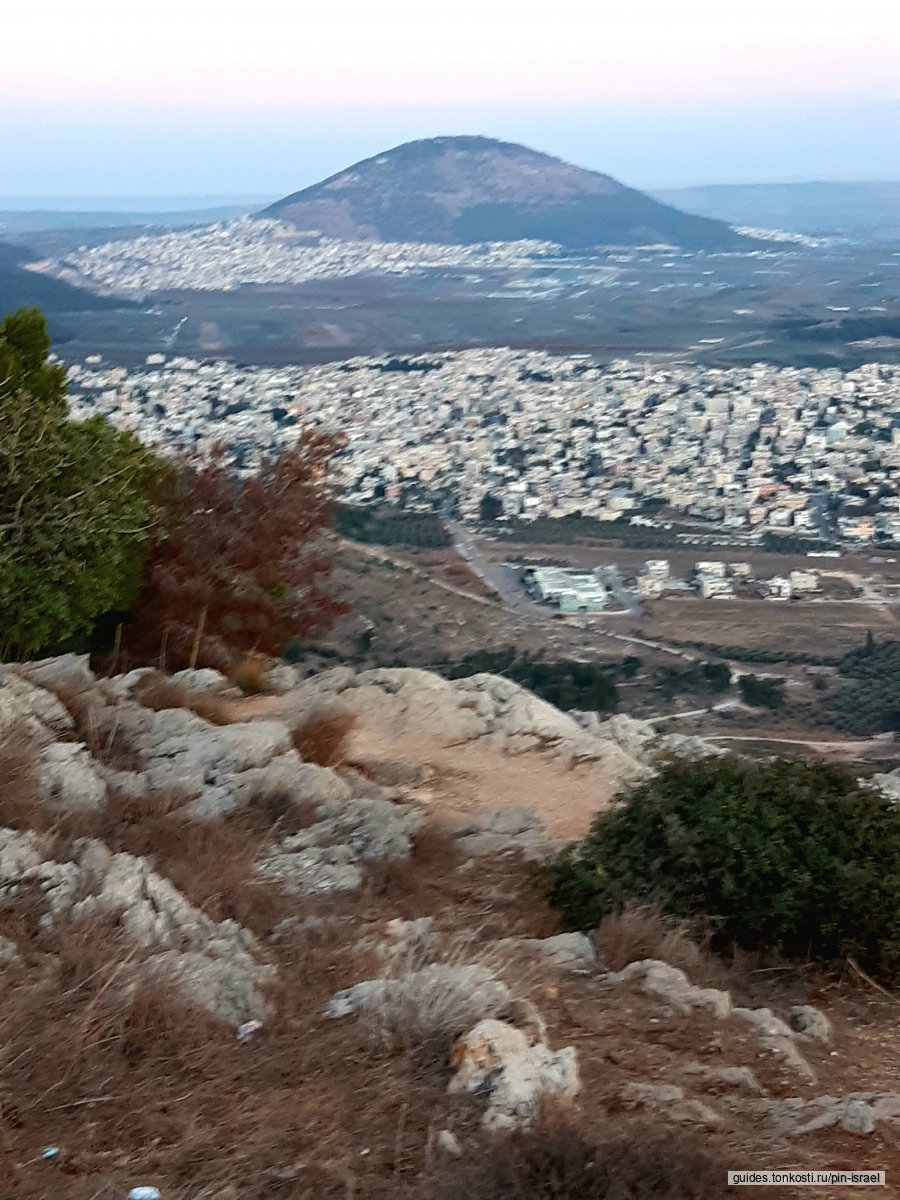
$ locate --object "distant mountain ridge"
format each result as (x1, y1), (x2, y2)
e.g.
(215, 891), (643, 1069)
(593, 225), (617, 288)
(261, 136), (750, 251)
(651, 181), (900, 240)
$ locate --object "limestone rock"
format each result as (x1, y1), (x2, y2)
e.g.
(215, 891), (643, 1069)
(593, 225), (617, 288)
(682, 1062), (763, 1095)
(610, 959), (732, 1019)
(0, 831), (275, 1024)
(37, 742), (108, 811)
(170, 668), (228, 694)
(619, 1081), (723, 1128)
(789, 1004), (833, 1044)
(262, 664), (299, 695)
(0, 670), (74, 743)
(750, 1094), (900, 1138)
(731, 1007), (817, 1083)
(451, 805), (547, 860)
(258, 843), (363, 896)
(436, 1130), (463, 1157)
(16, 654), (95, 694)
(499, 932), (596, 970)
(448, 1018), (579, 1130)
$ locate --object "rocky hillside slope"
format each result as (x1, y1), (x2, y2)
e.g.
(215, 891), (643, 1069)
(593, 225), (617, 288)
(261, 136), (751, 250)
(1, 656), (898, 1197)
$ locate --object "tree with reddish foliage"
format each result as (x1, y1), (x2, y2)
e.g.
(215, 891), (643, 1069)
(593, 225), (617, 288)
(127, 431), (346, 671)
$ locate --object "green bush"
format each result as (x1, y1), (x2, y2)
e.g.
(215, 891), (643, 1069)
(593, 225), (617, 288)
(0, 308), (167, 656)
(738, 673), (785, 708)
(546, 756), (900, 980)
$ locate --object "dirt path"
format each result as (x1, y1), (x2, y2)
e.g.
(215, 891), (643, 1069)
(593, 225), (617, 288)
(348, 716), (626, 842)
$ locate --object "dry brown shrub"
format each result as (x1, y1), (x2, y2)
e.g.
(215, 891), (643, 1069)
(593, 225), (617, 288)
(45, 677), (98, 734)
(231, 654), (267, 695)
(0, 723), (48, 832)
(595, 904), (708, 975)
(187, 692), (235, 725)
(132, 670), (191, 711)
(421, 1119), (779, 1200)
(291, 706), (357, 767)
(132, 670), (235, 725)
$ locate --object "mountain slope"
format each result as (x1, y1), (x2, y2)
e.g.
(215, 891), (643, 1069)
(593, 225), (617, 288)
(0, 239), (127, 315)
(261, 136), (749, 250)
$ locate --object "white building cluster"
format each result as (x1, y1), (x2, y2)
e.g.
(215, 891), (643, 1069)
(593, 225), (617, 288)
(65, 346), (900, 543)
(53, 218), (560, 293)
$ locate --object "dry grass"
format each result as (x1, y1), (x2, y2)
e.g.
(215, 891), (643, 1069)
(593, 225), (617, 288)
(230, 654), (268, 695)
(594, 904), (710, 976)
(291, 706), (358, 767)
(132, 670), (235, 726)
(358, 929), (528, 1072)
(420, 1119), (787, 1199)
(0, 723), (47, 833)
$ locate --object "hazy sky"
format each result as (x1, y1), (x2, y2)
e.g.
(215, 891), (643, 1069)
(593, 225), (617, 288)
(5, 0), (899, 198)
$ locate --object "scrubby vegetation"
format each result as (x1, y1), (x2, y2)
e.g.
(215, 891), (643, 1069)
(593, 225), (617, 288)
(738, 673), (785, 708)
(291, 706), (358, 767)
(653, 660), (730, 699)
(828, 637), (900, 734)
(442, 647), (620, 713)
(0, 308), (167, 656)
(424, 1123), (759, 1200)
(335, 503), (451, 548)
(547, 755), (900, 981)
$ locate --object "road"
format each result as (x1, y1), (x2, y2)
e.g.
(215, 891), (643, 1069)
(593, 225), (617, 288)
(445, 520), (530, 611)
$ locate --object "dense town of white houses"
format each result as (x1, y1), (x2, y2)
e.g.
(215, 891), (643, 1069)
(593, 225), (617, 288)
(65, 347), (900, 544)
(53, 218), (560, 293)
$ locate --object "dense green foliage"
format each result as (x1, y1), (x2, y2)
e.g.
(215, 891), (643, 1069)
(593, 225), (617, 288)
(442, 647), (619, 713)
(738, 673), (785, 708)
(672, 640), (836, 666)
(0, 309), (165, 655)
(654, 660), (730, 699)
(335, 504), (451, 549)
(827, 637), (900, 734)
(547, 756), (900, 979)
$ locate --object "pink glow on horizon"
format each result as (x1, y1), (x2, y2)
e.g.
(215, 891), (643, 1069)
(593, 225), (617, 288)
(10, 1), (900, 114)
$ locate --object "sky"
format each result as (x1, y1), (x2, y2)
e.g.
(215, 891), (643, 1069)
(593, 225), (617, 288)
(4, 0), (900, 200)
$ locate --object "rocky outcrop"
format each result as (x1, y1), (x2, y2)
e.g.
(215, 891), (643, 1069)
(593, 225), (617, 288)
(258, 793), (423, 896)
(288, 667), (652, 779)
(607, 959), (817, 1082)
(743, 1093), (900, 1138)
(0, 828), (275, 1024)
(37, 742), (108, 811)
(498, 932), (596, 971)
(448, 805), (548, 859)
(448, 1017), (580, 1130)
(0, 668), (74, 742)
(327, 962), (511, 1033)
(609, 959), (732, 1019)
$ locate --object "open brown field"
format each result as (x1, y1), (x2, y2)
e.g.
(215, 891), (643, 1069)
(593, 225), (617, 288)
(479, 537), (900, 660)
(631, 595), (898, 658)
